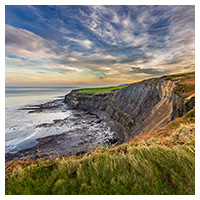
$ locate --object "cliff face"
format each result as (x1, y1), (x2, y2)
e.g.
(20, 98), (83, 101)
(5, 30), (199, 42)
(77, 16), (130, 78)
(65, 73), (195, 141)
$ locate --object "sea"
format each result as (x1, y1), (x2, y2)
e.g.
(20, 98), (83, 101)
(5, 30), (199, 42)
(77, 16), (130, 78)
(5, 87), (76, 153)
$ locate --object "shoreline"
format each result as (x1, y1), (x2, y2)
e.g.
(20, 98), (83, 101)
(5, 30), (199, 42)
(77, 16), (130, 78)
(5, 99), (124, 163)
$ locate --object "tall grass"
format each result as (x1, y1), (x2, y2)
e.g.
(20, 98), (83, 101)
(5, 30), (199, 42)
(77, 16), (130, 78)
(5, 108), (195, 195)
(6, 145), (195, 195)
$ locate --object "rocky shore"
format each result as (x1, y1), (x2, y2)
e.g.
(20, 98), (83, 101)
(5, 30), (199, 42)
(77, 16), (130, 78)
(5, 99), (124, 163)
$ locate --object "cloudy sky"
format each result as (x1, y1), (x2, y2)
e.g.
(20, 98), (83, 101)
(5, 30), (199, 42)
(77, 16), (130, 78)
(5, 5), (195, 87)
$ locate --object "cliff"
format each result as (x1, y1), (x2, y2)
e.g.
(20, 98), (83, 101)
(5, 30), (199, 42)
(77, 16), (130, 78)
(65, 72), (195, 141)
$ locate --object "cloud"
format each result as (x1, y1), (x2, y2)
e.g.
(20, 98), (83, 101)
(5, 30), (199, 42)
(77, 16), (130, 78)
(81, 40), (93, 49)
(65, 36), (93, 49)
(6, 25), (45, 52)
(67, 57), (78, 62)
(37, 71), (49, 74)
(56, 65), (82, 73)
(5, 24), (60, 61)
(5, 6), (195, 86)
(130, 67), (170, 76)
(96, 73), (108, 79)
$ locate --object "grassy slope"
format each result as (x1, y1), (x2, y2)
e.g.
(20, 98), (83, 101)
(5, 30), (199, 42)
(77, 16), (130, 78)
(6, 146), (194, 195)
(5, 109), (195, 195)
(141, 71), (195, 101)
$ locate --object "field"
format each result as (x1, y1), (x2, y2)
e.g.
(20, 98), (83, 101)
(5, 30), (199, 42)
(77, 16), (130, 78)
(77, 84), (129, 94)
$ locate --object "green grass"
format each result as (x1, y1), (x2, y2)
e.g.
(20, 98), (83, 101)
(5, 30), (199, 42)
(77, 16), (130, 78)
(6, 144), (195, 195)
(171, 72), (195, 99)
(162, 71), (195, 81)
(173, 83), (195, 97)
(77, 84), (129, 94)
(184, 108), (195, 123)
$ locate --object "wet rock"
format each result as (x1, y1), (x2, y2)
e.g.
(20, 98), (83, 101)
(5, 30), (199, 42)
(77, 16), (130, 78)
(76, 151), (86, 156)
(36, 123), (54, 128)
(6, 103), (117, 163)
(95, 119), (103, 123)
(19, 99), (66, 113)
(185, 97), (195, 112)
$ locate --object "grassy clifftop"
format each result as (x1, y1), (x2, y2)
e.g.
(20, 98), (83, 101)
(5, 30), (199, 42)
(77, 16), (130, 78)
(77, 84), (129, 94)
(5, 108), (195, 195)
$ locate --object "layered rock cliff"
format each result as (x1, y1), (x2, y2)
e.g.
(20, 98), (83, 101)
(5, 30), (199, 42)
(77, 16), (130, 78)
(65, 72), (195, 142)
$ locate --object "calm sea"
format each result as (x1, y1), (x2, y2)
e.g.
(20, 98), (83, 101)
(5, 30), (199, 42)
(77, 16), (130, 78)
(5, 87), (76, 108)
(5, 87), (76, 153)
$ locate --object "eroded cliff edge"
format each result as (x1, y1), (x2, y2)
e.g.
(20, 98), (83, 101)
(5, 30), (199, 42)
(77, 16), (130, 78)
(64, 72), (195, 143)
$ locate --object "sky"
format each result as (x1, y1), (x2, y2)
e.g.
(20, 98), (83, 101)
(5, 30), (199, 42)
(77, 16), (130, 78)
(5, 5), (195, 87)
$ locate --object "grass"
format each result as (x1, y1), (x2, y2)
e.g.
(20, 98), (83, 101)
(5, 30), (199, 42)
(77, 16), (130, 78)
(5, 145), (194, 195)
(77, 84), (129, 94)
(173, 83), (195, 97)
(129, 107), (195, 147)
(171, 72), (195, 99)
(140, 71), (195, 84)
(138, 72), (195, 100)
(162, 71), (195, 81)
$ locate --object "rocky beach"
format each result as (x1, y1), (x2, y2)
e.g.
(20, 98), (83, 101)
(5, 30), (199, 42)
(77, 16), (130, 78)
(5, 98), (123, 163)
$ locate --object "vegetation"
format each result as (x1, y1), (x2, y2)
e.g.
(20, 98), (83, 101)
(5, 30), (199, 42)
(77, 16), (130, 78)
(162, 71), (195, 81)
(140, 71), (195, 101)
(140, 71), (193, 84)
(77, 84), (129, 94)
(5, 145), (194, 195)
(184, 108), (195, 123)
(5, 108), (195, 195)
(130, 107), (195, 147)
(170, 72), (195, 99)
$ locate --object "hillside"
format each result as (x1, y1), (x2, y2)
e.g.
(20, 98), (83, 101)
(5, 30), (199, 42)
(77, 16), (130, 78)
(5, 72), (195, 195)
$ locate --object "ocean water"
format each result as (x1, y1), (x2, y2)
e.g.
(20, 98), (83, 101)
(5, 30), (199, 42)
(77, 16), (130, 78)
(5, 87), (75, 108)
(5, 87), (76, 153)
